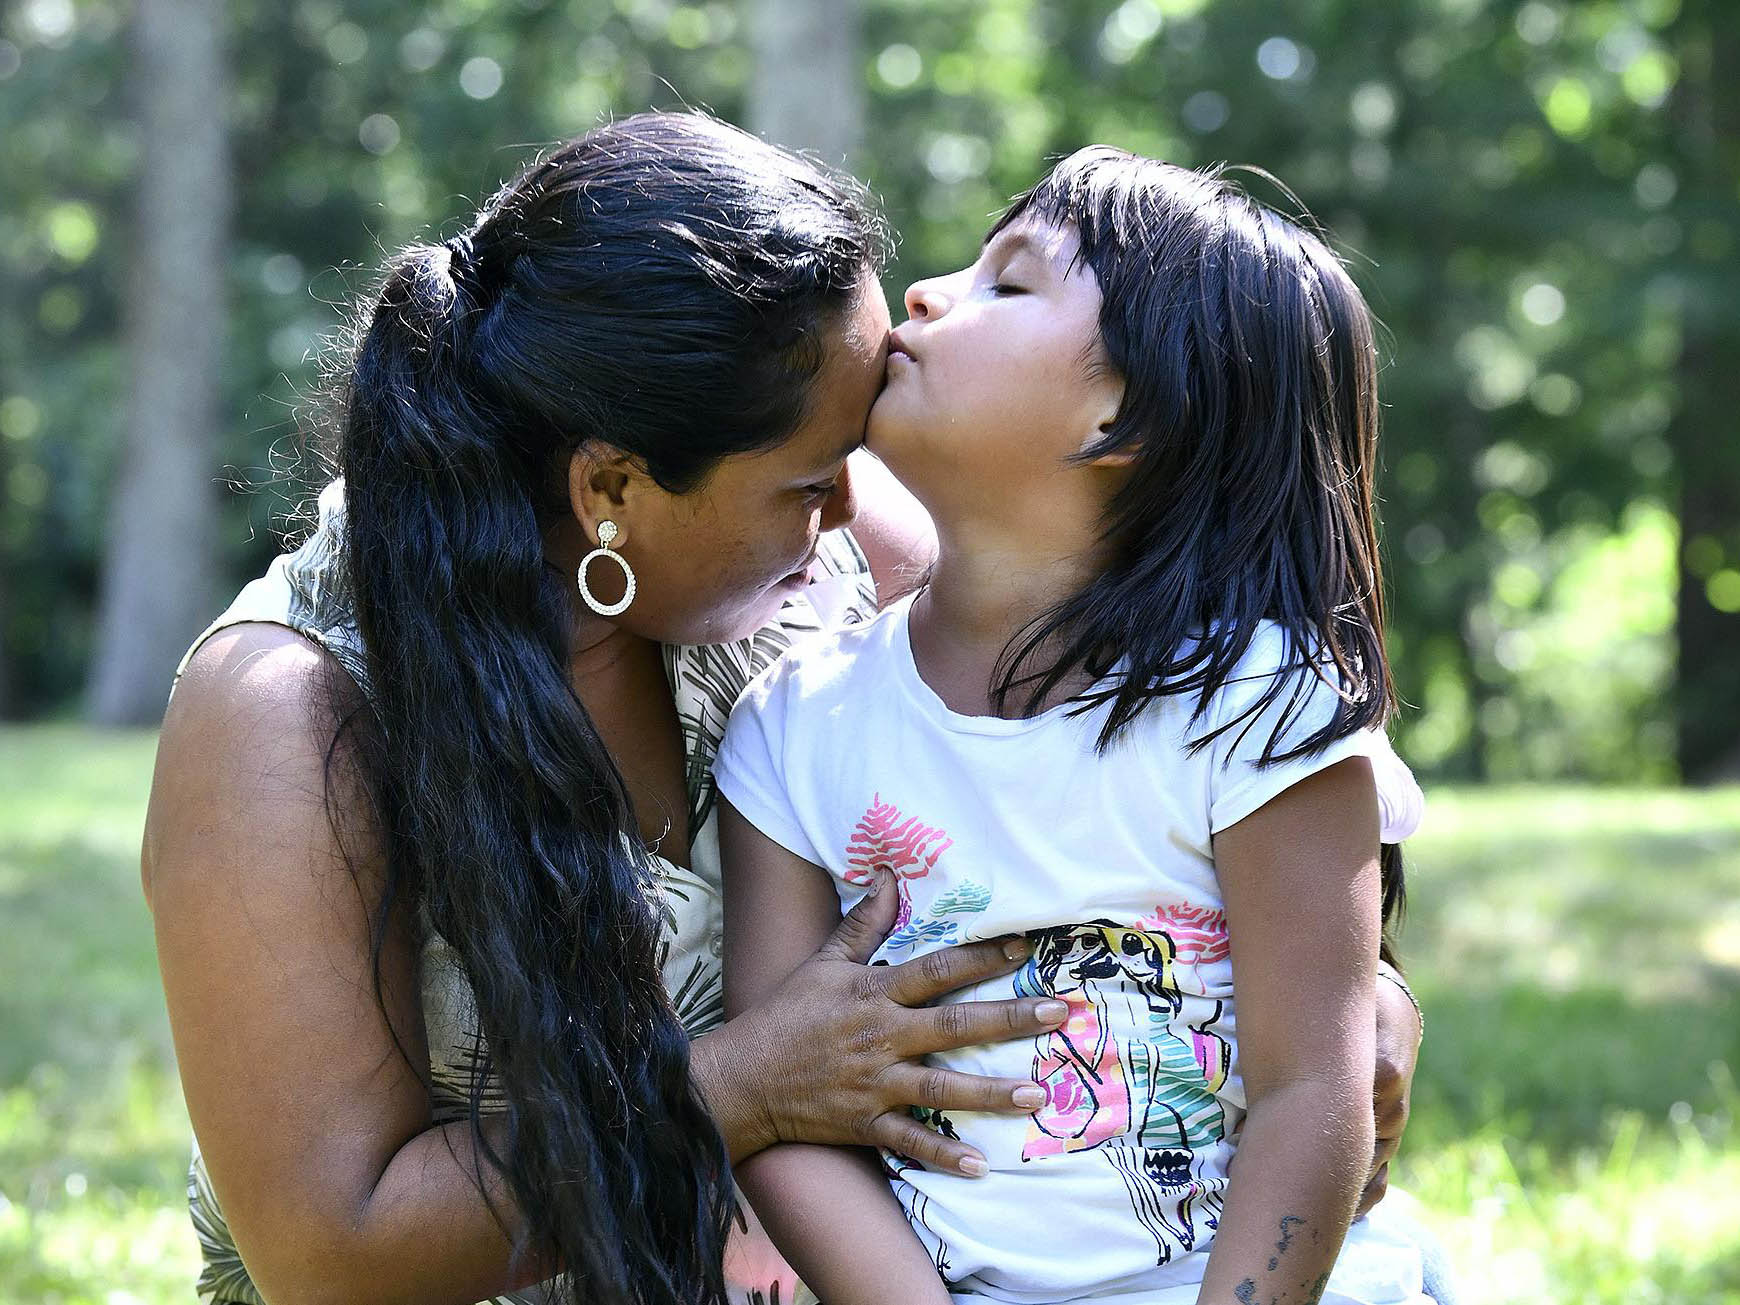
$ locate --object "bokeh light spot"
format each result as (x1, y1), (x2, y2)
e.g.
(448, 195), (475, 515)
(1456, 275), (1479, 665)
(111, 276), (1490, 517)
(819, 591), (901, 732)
(325, 22), (367, 65)
(0, 396), (42, 442)
(46, 202), (99, 264)
(358, 112), (401, 155)
(1182, 90), (1229, 132)
(1520, 282), (1565, 326)
(1706, 570), (1740, 614)
(1256, 36), (1302, 80)
(460, 56), (503, 100)
(399, 28), (445, 72)
(875, 44), (921, 89)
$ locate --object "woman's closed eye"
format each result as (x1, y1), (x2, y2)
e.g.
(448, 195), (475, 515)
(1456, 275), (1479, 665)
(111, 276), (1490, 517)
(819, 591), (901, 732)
(991, 281), (1027, 297)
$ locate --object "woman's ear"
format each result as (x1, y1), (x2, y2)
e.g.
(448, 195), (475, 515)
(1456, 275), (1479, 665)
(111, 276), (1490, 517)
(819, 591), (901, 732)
(565, 444), (642, 547)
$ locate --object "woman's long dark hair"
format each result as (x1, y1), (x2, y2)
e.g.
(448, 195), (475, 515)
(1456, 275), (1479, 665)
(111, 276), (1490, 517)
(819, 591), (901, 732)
(327, 113), (886, 1303)
(985, 147), (1407, 951)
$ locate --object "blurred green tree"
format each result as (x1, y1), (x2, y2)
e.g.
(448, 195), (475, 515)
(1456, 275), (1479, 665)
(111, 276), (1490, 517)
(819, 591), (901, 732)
(1667, 0), (1740, 781)
(0, 0), (1733, 780)
(85, 0), (227, 725)
(749, 0), (863, 163)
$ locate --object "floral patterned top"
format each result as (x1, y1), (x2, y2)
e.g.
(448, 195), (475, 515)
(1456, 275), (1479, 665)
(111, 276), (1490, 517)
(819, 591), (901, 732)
(169, 478), (880, 1305)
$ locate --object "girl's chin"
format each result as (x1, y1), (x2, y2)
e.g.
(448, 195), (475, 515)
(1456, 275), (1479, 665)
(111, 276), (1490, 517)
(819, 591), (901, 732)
(863, 407), (911, 461)
(862, 424), (924, 486)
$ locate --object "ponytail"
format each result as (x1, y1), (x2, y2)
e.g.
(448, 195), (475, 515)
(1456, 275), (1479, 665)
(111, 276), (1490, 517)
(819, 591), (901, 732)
(310, 111), (884, 1304)
(337, 242), (733, 1303)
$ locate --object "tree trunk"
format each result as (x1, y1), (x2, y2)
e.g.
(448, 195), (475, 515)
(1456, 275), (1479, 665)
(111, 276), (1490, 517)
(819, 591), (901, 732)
(1671, 2), (1740, 781)
(746, 0), (864, 166)
(87, 0), (228, 725)
(0, 442), (10, 719)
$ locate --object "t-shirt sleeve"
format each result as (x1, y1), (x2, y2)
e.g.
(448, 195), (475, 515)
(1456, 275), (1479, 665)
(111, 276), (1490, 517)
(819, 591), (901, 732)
(713, 658), (828, 867)
(1206, 630), (1408, 837)
(1370, 737), (1424, 843)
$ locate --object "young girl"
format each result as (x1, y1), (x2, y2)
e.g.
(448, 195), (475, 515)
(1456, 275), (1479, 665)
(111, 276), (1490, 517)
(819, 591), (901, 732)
(715, 148), (1433, 1305)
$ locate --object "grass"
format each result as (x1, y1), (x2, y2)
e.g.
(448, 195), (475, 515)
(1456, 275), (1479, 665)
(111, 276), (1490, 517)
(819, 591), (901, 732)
(1396, 788), (1740, 1303)
(0, 727), (196, 1303)
(0, 725), (1736, 1303)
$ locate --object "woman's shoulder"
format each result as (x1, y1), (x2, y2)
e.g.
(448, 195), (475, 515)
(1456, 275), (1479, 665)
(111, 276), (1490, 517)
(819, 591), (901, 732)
(171, 479), (369, 703)
(145, 622), (368, 909)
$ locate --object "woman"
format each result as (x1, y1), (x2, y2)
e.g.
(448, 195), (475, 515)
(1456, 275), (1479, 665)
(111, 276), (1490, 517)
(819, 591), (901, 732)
(142, 112), (1426, 1305)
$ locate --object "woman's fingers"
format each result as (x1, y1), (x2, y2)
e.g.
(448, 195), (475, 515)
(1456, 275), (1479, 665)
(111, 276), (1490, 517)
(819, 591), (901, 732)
(1360, 972), (1419, 1217)
(1355, 1161), (1390, 1218)
(886, 1063), (1049, 1116)
(894, 994), (1069, 1056)
(878, 934), (1035, 1007)
(869, 1111), (991, 1179)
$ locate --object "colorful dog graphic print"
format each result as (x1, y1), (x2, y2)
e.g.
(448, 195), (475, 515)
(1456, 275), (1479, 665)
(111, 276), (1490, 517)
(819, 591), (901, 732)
(1012, 920), (1233, 1262)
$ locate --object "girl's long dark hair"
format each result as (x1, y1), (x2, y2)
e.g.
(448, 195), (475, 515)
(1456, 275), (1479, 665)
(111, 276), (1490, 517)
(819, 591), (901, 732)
(986, 148), (1407, 951)
(327, 113), (886, 1303)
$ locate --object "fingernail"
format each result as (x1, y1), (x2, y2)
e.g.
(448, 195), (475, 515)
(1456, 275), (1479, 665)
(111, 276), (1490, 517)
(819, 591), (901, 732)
(958, 1154), (989, 1178)
(1035, 1000), (1068, 1025)
(868, 873), (886, 899)
(1001, 937), (1031, 962)
(1012, 1084), (1046, 1110)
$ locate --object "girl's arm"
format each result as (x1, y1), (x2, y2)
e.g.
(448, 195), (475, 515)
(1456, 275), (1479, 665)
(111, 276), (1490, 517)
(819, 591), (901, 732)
(1197, 757), (1383, 1305)
(720, 799), (952, 1305)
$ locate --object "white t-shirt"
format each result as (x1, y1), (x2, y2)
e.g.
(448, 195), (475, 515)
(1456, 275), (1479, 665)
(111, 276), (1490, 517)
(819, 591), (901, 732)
(715, 595), (1430, 1305)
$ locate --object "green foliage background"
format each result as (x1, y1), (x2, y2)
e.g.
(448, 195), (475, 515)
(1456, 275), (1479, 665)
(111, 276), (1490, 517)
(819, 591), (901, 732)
(3, 0), (1737, 780)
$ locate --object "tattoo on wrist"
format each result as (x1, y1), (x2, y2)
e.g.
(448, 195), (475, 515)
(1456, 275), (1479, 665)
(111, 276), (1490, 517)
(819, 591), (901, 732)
(1233, 1216), (1330, 1305)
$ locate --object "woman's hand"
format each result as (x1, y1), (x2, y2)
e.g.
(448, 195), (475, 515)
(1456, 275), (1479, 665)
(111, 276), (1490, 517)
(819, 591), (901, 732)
(1359, 961), (1424, 1216)
(698, 862), (1066, 1177)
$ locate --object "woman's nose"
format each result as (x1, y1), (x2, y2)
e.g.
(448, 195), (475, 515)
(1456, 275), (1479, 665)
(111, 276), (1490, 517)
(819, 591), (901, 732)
(903, 276), (952, 322)
(820, 457), (860, 532)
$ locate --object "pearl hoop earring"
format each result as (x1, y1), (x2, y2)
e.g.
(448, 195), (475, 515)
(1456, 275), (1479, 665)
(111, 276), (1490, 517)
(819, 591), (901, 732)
(578, 519), (636, 617)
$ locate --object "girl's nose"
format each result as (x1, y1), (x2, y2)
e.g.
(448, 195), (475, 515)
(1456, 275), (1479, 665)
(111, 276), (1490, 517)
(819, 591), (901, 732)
(903, 276), (953, 322)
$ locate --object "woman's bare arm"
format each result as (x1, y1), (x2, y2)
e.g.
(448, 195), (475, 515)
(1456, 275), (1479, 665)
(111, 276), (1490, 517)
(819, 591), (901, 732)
(144, 623), (543, 1305)
(844, 448), (938, 606)
(1362, 960), (1423, 1215)
(147, 623), (1062, 1303)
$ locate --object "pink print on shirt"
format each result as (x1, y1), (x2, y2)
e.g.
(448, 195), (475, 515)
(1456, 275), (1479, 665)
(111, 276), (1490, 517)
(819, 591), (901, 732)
(1023, 987), (1132, 1157)
(844, 793), (954, 886)
(1136, 903), (1231, 966)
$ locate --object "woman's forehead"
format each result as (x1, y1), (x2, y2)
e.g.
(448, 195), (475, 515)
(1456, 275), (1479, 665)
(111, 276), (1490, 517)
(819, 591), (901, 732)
(729, 287), (885, 481)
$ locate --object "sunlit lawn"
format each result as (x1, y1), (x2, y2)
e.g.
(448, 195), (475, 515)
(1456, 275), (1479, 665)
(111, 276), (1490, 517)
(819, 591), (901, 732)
(1, 725), (1736, 1303)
